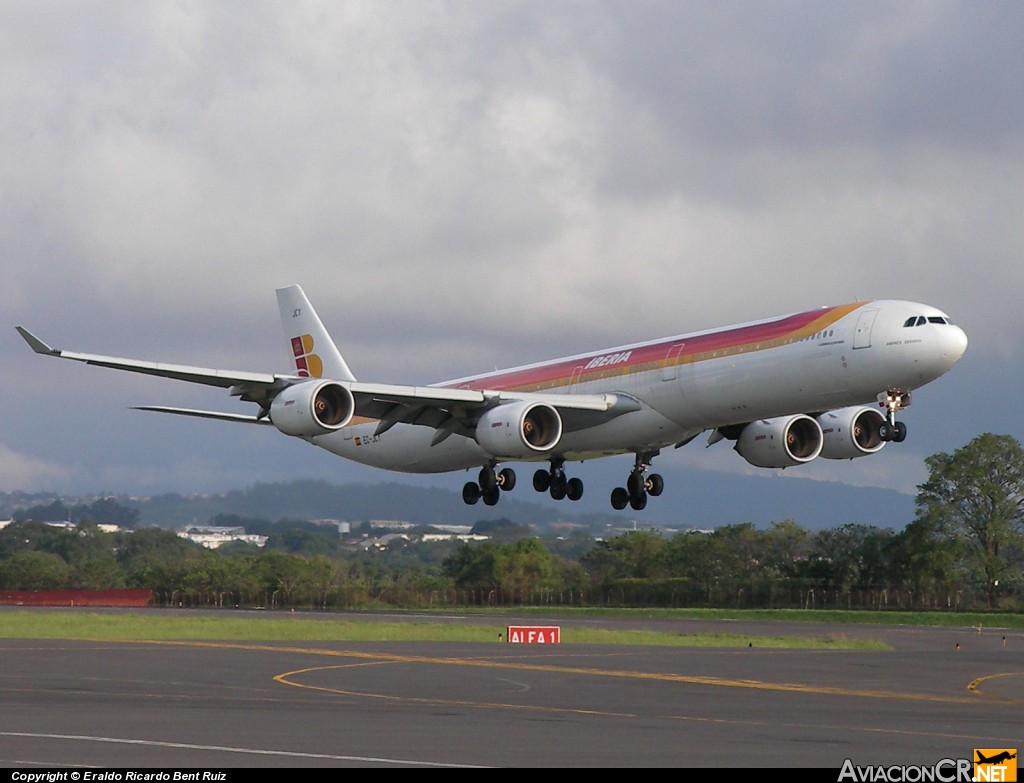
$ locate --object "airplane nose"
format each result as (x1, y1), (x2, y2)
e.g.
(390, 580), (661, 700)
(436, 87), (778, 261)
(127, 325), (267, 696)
(949, 325), (968, 362)
(939, 325), (968, 369)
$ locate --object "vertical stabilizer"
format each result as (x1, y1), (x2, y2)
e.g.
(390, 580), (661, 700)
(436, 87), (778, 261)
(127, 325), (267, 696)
(276, 285), (356, 381)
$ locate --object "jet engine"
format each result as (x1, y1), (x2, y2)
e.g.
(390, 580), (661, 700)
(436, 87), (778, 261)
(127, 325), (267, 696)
(816, 406), (886, 459)
(735, 414), (823, 468)
(475, 401), (562, 459)
(270, 380), (355, 437)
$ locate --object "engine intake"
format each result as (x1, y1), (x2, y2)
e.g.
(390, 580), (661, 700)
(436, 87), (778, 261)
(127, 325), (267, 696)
(475, 401), (562, 459)
(270, 381), (355, 437)
(817, 406), (886, 459)
(735, 415), (823, 468)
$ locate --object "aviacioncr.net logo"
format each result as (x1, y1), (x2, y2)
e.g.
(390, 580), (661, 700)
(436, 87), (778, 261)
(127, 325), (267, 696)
(974, 749), (1017, 782)
(838, 758), (973, 782)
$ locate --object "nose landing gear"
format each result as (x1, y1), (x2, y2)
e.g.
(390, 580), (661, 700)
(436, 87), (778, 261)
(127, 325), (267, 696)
(877, 388), (911, 443)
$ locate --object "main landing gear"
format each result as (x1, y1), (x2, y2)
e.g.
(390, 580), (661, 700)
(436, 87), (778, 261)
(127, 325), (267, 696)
(610, 452), (664, 511)
(462, 453), (667, 511)
(877, 388), (910, 443)
(462, 465), (517, 506)
(532, 458), (584, 502)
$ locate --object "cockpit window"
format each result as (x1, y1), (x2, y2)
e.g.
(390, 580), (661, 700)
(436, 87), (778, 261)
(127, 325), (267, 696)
(904, 314), (952, 327)
(905, 313), (950, 325)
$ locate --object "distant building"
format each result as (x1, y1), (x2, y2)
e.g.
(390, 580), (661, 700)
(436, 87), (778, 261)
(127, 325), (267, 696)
(0, 519), (120, 534)
(421, 534), (490, 543)
(311, 519), (350, 535)
(368, 520), (414, 530)
(356, 533), (411, 551)
(179, 525), (268, 549)
(429, 525), (475, 535)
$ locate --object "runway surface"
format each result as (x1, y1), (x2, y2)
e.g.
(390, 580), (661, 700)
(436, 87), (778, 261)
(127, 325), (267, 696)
(0, 613), (1021, 768)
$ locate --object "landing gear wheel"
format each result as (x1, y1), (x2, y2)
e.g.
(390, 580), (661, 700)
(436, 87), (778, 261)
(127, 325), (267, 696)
(549, 473), (567, 501)
(462, 482), (481, 505)
(478, 466), (497, 491)
(498, 467), (517, 491)
(893, 422), (907, 443)
(611, 487), (629, 510)
(629, 490), (648, 511)
(879, 422), (893, 442)
(566, 477), (584, 501)
(533, 469), (551, 492)
(482, 487), (500, 506)
(646, 473), (664, 497)
(627, 471), (643, 496)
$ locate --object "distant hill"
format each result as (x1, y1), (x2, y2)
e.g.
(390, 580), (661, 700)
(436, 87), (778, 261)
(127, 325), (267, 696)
(136, 472), (916, 531)
(1, 470), (916, 532)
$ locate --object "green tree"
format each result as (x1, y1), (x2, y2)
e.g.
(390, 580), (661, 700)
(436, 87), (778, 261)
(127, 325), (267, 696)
(760, 519), (810, 580)
(443, 541), (500, 593)
(581, 530), (667, 583)
(888, 518), (964, 608)
(494, 538), (554, 600)
(0, 550), (72, 589)
(916, 433), (1024, 608)
(116, 528), (201, 595)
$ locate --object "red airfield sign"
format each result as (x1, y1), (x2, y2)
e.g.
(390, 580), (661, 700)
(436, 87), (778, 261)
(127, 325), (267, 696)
(507, 625), (560, 644)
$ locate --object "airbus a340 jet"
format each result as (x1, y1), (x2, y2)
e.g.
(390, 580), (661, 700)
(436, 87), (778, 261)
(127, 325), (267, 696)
(18, 286), (967, 511)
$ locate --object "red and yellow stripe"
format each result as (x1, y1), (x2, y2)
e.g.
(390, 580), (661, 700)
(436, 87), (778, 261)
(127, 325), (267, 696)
(445, 303), (865, 394)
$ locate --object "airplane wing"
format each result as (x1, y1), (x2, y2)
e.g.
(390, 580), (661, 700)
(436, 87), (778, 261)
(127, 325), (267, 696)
(131, 406), (274, 425)
(16, 327), (639, 436)
(16, 327), (278, 388)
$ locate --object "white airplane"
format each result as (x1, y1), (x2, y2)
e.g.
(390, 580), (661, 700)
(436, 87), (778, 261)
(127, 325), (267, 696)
(17, 286), (967, 511)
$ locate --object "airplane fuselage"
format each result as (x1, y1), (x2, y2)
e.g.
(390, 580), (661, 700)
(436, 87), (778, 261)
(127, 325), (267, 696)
(313, 299), (967, 473)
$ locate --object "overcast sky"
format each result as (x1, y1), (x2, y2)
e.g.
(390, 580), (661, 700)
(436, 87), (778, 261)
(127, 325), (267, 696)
(3, 2), (1021, 515)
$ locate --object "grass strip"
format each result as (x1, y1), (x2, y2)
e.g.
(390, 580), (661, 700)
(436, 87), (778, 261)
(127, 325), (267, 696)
(0, 610), (888, 649)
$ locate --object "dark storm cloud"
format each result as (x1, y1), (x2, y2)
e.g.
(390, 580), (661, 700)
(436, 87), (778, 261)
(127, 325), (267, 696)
(1, 2), (1020, 493)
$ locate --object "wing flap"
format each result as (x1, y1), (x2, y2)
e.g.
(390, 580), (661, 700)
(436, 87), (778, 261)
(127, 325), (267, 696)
(348, 385), (640, 435)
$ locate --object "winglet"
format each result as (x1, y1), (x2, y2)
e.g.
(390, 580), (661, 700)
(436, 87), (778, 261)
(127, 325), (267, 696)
(16, 327), (59, 356)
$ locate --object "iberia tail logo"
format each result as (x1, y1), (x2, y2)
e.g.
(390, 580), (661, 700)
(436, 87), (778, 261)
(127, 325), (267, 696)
(975, 749), (1017, 782)
(290, 334), (323, 378)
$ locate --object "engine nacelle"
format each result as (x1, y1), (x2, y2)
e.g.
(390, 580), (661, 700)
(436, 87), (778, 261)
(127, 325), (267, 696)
(270, 381), (355, 437)
(475, 401), (562, 459)
(735, 415), (823, 468)
(816, 406), (886, 459)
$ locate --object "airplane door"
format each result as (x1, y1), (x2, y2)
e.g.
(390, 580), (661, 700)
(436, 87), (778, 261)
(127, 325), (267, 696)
(656, 342), (696, 423)
(661, 343), (686, 382)
(570, 366), (585, 390)
(853, 309), (877, 349)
